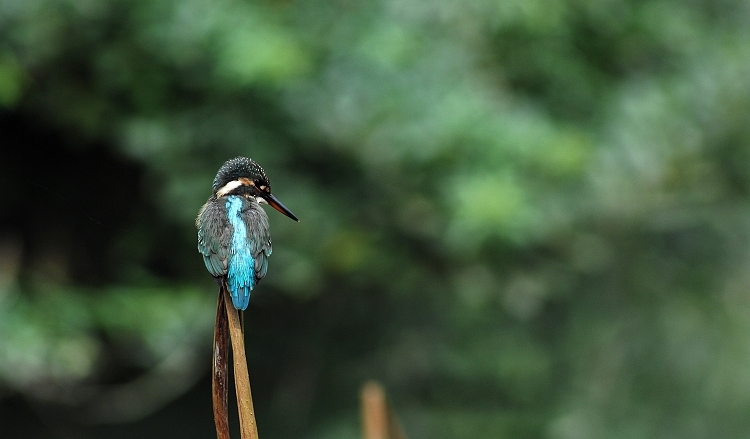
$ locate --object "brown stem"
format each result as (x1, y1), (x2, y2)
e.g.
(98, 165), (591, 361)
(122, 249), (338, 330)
(223, 283), (260, 439)
(361, 381), (408, 439)
(212, 288), (230, 439)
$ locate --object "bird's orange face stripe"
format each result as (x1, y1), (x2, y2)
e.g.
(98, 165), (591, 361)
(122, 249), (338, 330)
(217, 177), (270, 198)
(240, 177), (270, 193)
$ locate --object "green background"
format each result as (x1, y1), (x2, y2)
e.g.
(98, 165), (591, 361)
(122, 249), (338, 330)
(2, 0), (750, 438)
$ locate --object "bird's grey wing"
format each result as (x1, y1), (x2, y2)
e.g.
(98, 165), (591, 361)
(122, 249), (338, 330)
(196, 199), (230, 277)
(242, 203), (273, 283)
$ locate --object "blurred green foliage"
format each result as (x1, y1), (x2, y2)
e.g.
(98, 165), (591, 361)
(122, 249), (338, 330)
(3, 0), (750, 438)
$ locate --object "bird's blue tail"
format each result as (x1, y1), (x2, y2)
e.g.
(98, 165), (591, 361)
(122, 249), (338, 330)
(227, 257), (255, 310)
(230, 285), (251, 311)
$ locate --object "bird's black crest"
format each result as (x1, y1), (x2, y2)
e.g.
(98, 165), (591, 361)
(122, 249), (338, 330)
(212, 157), (270, 194)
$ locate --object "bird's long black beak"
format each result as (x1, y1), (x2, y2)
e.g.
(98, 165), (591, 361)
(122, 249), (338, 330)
(264, 193), (299, 222)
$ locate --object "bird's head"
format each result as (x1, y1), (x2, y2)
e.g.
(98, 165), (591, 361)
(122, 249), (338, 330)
(212, 157), (299, 222)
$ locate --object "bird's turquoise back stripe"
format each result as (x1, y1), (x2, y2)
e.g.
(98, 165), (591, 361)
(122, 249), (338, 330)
(226, 196), (255, 310)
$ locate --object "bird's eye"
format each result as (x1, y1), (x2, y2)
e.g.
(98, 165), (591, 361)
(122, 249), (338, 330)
(256, 180), (269, 192)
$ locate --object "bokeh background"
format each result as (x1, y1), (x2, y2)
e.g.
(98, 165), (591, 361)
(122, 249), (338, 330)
(3, 0), (750, 438)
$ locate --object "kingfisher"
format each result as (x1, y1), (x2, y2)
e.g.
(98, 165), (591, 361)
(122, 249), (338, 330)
(196, 157), (298, 310)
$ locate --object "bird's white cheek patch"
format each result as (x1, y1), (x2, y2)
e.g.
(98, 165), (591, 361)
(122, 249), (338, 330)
(217, 180), (244, 197)
(256, 197), (267, 204)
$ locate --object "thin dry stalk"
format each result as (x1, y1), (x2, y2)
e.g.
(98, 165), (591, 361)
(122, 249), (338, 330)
(361, 381), (408, 439)
(223, 284), (260, 439)
(212, 288), (230, 439)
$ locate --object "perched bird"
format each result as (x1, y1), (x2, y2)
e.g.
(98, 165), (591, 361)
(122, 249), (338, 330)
(196, 157), (298, 310)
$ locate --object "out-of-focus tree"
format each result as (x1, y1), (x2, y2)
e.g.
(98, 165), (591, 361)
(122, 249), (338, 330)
(2, 0), (750, 438)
